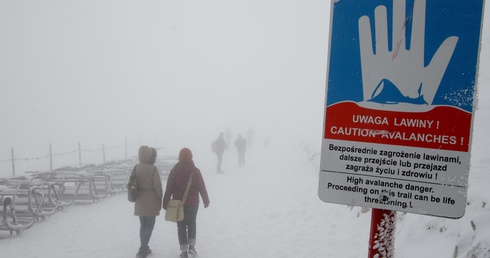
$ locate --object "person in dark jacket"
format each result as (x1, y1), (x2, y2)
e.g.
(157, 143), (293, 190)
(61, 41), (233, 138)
(212, 132), (227, 173)
(163, 148), (210, 258)
(234, 134), (247, 167)
(134, 146), (163, 258)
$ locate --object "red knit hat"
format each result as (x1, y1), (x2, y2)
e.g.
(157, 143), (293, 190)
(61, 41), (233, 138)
(179, 148), (193, 161)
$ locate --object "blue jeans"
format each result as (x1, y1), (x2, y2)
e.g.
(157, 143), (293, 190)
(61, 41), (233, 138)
(139, 216), (156, 251)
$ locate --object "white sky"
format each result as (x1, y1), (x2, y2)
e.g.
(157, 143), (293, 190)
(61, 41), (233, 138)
(0, 0), (329, 173)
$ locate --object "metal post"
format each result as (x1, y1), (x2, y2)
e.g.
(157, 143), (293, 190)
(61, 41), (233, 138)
(102, 144), (106, 163)
(78, 142), (82, 167)
(49, 143), (53, 171)
(125, 137), (128, 159)
(11, 147), (15, 176)
(368, 208), (396, 258)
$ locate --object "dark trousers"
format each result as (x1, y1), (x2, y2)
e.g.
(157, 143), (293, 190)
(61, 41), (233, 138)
(216, 152), (224, 172)
(238, 151), (245, 166)
(139, 216), (156, 251)
(177, 205), (199, 250)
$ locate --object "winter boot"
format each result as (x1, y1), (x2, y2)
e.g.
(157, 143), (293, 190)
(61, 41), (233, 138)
(180, 251), (189, 258)
(137, 247), (151, 256)
(136, 250), (148, 258)
(188, 245), (197, 255)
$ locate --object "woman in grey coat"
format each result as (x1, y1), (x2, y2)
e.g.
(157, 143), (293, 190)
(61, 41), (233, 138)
(134, 146), (163, 258)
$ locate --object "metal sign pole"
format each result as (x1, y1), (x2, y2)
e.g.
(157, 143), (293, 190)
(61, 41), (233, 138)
(368, 209), (396, 258)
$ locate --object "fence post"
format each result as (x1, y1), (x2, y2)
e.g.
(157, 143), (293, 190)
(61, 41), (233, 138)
(102, 144), (106, 163)
(11, 147), (15, 176)
(78, 142), (82, 167)
(49, 143), (53, 171)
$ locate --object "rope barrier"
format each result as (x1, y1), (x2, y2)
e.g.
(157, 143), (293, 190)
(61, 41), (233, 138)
(0, 141), (163, 175)
(1, 141), (164, 175)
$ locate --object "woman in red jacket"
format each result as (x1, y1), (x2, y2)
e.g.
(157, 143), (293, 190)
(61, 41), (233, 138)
(163, 148), (210, 258)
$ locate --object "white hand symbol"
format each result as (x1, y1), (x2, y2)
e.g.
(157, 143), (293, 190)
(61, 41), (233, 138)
(358, 0), (458, 106)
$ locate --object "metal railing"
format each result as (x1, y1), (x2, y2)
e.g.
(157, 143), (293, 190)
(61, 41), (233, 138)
(0, 156), (177, 235)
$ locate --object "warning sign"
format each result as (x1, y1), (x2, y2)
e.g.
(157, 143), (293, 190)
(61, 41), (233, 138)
(318, 0), (484, 218)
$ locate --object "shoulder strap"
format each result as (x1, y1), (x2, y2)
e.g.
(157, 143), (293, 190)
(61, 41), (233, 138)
(182, 170), (195, 204)
(132, 165), (137, 177)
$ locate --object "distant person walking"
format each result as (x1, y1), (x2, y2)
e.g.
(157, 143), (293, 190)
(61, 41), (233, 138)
(225, 126), (232, 150)
(234, 134), (247, 167)
(163, 148), (210, 258)
(246, 127), (255, 148)
(133, 146), (163, 258)
(212, 132), (227, 173)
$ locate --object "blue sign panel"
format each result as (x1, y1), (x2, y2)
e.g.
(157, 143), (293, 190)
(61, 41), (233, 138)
(319, 0), (484, 218)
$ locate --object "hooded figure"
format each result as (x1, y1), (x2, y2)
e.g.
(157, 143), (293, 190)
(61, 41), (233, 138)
(134, 145), (163, 258)
(163, 148), (210, 258)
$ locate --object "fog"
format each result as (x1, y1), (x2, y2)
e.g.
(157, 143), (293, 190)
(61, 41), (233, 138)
(0, 1), (329, 175)
(1, 2), (490, 257)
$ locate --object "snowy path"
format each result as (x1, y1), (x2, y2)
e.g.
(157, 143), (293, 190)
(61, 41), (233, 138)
(0, 145), (370, 258)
